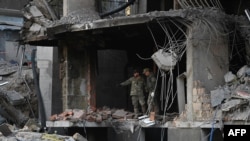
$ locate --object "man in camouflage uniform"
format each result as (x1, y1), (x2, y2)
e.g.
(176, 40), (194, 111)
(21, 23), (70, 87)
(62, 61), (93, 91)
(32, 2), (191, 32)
(119, 69), (146, 117)
(143, 68), (159, 115)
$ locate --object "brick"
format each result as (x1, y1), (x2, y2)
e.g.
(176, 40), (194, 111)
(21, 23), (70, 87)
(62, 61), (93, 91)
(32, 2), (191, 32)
(201, 94), (210, 101)
(197, 88), (205, 95)
(96, 114), (102, 123)
(102, 110), (112, 116)
(101, 110), (112, 120)
(125, 113), (134, 119)
(194, 110), (202, 118)
(86, 115), (96, 122)
(202, 103), (211, 110)
(102, 113), (109, 120)
(192, 95), (199, 102)
(49, 114), (58, 121)
(72, 109), (85, 119)
(193, 81), (202, 88)
(112, 109), (128, 119)
(193, 103), (202, 111)
(193, 88), (198, 96)
(205, 111), (213, 118)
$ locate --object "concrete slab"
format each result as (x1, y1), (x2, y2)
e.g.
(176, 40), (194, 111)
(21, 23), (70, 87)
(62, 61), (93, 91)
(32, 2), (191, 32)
(168, 128), (201, 141)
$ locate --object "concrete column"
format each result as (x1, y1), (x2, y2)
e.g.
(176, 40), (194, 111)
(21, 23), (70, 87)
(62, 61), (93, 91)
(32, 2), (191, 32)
(63, 0), (95, 16)
(176, 73), (186, 114)
(108, 127), (145, 141)
(138, 0), (147, 14)
(37, 47), (54, 119)
(186, 31), (194, 121)
(168, 128), (202, 141)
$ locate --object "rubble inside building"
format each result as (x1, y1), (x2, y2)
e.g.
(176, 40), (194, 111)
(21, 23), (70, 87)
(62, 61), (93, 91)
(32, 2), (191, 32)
(2, 0), (250, 141)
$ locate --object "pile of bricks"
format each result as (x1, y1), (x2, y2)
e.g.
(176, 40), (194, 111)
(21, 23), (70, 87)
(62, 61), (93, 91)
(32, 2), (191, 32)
(192, 87), (213, 121)
(49, 108), (135, 123)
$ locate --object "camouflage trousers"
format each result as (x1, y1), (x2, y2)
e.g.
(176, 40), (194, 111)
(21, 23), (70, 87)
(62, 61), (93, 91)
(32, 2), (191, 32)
(131, 95), (146, 113)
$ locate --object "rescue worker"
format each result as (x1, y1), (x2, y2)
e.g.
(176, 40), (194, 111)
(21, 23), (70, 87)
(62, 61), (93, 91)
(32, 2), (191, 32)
(143, 68), (159, 115)
(119, 69), (147, 118)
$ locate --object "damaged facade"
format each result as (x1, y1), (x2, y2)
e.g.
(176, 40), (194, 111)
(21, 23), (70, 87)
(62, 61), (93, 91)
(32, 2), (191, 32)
(2, 0), (250, 140)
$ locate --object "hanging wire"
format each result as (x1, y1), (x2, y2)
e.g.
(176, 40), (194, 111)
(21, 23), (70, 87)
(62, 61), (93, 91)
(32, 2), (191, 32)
(146, 18), (188, 114)
(147, 23), (159, 50)
(135, 53), (152, 60)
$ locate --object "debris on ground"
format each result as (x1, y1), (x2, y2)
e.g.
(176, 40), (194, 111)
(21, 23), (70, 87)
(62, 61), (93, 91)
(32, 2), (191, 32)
(0, 123), (88, 141)
(208, 65), (250, 121)
(0, 60), (38, 128)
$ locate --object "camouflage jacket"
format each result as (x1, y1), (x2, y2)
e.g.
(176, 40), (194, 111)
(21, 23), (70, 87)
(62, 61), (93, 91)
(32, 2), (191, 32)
(145, 73), (156, 93)
(120, 76), (145, 96)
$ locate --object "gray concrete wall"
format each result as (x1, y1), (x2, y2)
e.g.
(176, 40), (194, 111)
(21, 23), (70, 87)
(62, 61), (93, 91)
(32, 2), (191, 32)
(62, 47), (89, 110)
(168, 128), (202, 141)
(186, 19), (229, 121)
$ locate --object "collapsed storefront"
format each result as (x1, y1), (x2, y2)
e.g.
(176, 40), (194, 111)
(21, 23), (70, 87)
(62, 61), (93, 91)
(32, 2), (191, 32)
(19, 0), (250, 141)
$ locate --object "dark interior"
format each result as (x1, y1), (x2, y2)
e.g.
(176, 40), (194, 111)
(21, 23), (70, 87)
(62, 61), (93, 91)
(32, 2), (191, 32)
(91, 19), (187, 114)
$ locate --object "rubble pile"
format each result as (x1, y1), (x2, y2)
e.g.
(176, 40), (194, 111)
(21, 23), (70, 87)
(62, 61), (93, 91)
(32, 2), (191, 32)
(0, 60), (38, 128)
(51, 7), (100, 27)
(21, 0), (57, 41)
(49, 107), (136, 123)
(211, 65), (250, 121)
(21, 0), (101, 41)
(0, 122), (87, 141)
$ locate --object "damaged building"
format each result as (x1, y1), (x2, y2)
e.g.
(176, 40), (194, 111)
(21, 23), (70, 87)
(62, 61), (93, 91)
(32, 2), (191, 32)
(2, 0), (250, 140)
